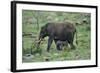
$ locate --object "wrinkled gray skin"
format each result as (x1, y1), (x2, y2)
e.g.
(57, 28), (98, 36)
(38, 22), (77, 52)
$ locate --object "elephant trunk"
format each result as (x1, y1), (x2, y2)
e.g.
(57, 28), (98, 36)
(37, 35), (42, 45)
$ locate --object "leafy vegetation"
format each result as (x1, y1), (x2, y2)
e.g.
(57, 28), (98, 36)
(22, 10), (91, 63)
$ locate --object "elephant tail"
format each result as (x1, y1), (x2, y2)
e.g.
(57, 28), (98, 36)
(75, 29), (78, 45)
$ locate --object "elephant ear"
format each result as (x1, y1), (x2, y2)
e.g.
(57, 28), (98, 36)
(44, 22), (52, 30)
(41, 26), (47, 31)
(41, 22), (51, 33)
(42, 23), (50, 31)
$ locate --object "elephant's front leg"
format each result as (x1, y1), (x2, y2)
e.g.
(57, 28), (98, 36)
(47, 36), (53, 52)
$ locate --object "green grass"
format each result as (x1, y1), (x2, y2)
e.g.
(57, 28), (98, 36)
(22, 24), (91, 62)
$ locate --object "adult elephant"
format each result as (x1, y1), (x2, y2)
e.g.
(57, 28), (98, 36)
(38, 22), (77, 52)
